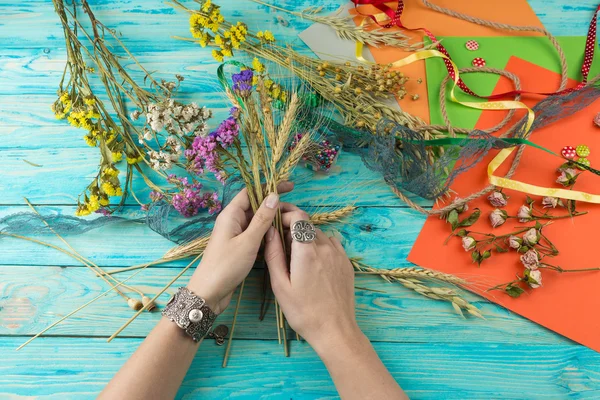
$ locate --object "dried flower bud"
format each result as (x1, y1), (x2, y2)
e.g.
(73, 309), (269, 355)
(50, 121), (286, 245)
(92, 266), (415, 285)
(508, 235), (522, 249)
(142, 296), (156, 311)
(526, 269), (542, 288)
(354, 88), (362, 95)
(523, 228), (541, 246)
(489, 209), (508, 228)
(127, 298), (143, 311)
(542, 196), (559, 208)
(517, 205), (533, 222)
(487, 191), (508, 207)
(462, 236), (476, 251)
(520, 249), (540, 270)
(452, 197), (468, 214)
(556, 168), (578, 187)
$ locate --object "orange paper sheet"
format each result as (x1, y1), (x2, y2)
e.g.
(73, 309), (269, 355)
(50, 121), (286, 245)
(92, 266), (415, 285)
(408, 56), (600, 351)
(351, 0), (545, 122)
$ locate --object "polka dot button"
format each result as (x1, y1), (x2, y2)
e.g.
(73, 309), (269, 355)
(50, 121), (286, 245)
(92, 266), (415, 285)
(561, 146), (577, 159)
(472, 57), (486, 67)
(465, 40), (479, 51)
(577, 158), (591, 170)
(576, 145), (590, 157)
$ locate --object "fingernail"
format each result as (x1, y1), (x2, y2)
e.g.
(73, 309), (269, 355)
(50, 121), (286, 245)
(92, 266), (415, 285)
(265, 193), (279, 209)
(266, 226), (276, 242)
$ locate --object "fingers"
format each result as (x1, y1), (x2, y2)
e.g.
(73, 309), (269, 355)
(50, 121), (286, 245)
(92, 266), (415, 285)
(281, 209), (310, 229)
(241, 193), (280, 247)
(226, 182), (293, 214)
(277, 181), (295, 195)
(227, 188), (252, 212)
(264, 226), (291, 295)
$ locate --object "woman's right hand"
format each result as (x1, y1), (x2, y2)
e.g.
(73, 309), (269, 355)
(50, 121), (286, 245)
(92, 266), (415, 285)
(263, 204), (360, 352)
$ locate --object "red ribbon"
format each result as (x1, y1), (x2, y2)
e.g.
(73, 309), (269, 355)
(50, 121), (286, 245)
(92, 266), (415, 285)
(351, 0), (599, 99)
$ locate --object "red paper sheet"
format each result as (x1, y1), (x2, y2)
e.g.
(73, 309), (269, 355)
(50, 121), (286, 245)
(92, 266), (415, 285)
(350, 0), (545, 122)
(408, 57), (600, 351)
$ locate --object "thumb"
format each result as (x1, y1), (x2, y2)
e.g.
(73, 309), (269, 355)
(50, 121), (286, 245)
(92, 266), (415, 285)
(242, 193), (280, 245)
(264, 226), (290, 296)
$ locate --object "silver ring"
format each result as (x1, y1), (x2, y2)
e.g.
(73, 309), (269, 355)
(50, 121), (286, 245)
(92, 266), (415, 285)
(291, 220), (316, 243)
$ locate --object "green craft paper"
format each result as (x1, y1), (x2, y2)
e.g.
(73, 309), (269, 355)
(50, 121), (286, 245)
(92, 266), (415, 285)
(425, 36), (600, 129)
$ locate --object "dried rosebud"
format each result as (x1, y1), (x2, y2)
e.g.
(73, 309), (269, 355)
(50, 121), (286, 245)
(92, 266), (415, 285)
(489, 209), (508, 228)
(452, 197), (468, 214)
(517, 205), (533, 223)
(520, 249), (540, 270)
(127, 298), (143, 311)
(142, 296), (156, 311)
(462, 236), (476, 251)
(523, 228), (541, 246)
(542, 196), (559, 208)
(526, 269), (542, 289)
(508, 235), (522, 249)
(456, 229), (468, 237)
(556, 168), (578, 187)
(487, 191), (508, 207)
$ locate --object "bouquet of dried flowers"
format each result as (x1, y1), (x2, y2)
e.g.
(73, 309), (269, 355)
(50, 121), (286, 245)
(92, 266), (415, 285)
(52, 0), (220, 217)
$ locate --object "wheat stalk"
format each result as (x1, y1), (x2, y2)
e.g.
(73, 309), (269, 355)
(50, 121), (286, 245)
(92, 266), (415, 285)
(162, 235), (211, 261)
(310, 206), (357, 225)
(277, 132), (312, 183)
(352, 260), (483, 318)
(272, 93), (300, 165)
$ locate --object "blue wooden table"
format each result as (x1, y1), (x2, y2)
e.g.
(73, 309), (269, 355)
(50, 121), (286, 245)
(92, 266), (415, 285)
(1, 1), (600, 398)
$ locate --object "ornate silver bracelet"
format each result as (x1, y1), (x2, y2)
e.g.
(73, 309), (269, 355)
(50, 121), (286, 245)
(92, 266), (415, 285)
(162, 287), (218, 342)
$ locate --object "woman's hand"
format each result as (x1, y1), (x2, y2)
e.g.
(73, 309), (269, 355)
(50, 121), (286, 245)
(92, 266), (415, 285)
(187, 182), (293, 314)
(263, 204), (359, 351)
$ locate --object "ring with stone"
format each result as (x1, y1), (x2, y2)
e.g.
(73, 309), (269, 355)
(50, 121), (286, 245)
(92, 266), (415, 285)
(290, 220), (317, 243)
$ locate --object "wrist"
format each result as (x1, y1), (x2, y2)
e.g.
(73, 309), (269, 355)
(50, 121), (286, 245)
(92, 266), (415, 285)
(308, 321), (367, 359)
(186, 277), (221, 314)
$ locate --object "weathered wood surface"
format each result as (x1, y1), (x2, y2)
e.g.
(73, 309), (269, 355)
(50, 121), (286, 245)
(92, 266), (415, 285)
(1, 0), (599, 398)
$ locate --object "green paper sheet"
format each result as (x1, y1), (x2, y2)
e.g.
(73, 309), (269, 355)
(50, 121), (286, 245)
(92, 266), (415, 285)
(425, 36), (600, 129)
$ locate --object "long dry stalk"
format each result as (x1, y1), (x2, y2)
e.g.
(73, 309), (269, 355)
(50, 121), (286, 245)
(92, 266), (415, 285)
(352, 260), (483, 318)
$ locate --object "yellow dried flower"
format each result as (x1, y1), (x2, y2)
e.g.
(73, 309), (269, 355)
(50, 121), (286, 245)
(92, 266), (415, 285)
(103, 166), (119, 177)
(101, 181), (122, 197)
(83, 134), (97, 147)
(252, 57), (265, 73)
(111, 152), (123, 163)
(84, 97), (96, 106)
(202, 0), (212, 12)
(75, 204), (91, 217)
(264, 30), (275, 42)
(212, 50), (224, 62)
(126, 154), (144, 165)
(88, 195), (100, 212)
(99, 196), (109, 206)
(221, 48), (232, 57)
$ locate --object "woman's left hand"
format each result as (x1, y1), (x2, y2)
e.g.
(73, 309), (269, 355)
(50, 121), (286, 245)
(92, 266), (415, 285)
(187, 182), (294, 314)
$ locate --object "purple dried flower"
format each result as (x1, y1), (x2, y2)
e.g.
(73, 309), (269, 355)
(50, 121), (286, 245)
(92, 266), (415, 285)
(232, 69), (254, 98)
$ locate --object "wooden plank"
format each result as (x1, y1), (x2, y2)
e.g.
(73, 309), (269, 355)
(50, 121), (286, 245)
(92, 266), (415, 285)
(0, 265), (567, 345)
(1, 337), (599, 399)
(0, 205), (425, 266)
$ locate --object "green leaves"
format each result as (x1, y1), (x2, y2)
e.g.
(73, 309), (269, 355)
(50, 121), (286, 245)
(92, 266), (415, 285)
(447, 209), (460, 231)
(458, 208), (481, 228)
(505, 285), (525, 298)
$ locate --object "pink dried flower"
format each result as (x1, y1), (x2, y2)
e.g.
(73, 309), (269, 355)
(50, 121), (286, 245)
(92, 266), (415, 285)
(517, 205), (533, 222)
(523, 228), (541, 246)
(489, 209), (507, 228)
(556, 168), (578, 187)
(487, 191), (508, 207)
(527, 269), (542, 289)
(542, 196), (559, 208)
(462, 236), (476, 251)
(520, 250), (539, 270)
(508, 235), (522, 249)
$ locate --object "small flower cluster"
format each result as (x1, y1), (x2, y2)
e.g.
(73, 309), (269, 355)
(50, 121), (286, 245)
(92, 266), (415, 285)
(75, 165), (120, 216)
(138, 98), (212, 140)
(188, 0), (252, 62)
(185, 107), (240, 183)
(148, 175), (221, 218)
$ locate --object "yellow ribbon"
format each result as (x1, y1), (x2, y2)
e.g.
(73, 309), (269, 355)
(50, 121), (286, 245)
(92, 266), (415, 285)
(488, 148), (600, 202)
